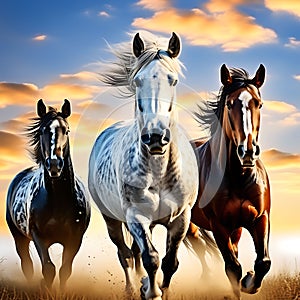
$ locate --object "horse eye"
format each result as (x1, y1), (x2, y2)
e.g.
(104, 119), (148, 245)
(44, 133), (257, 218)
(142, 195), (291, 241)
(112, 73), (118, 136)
(134, 76), (142, 87)
(226, 101), (232, 110)
(168, 75), (178, 86)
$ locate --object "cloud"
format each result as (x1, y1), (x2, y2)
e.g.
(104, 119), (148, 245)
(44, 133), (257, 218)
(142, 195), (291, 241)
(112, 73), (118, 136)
(60, 71), (100, 83)
(98, 11), (110, 17)
(263, 100), (297, 114)
(285, 37), (300, 48)
(136, 0), (171, 11)
(41, 83), (101, 102)
(0, 131), (29, 178)
(265, 0), (300, 18)
(294, 74), (300, 81)
(0, 79), (102, 109)
(0, 82), (39, 108)
(262, 148), (300, 170)
(132, 3), (277, 51)
(32, 34), (47, 41)
(263, 100), (300, 126)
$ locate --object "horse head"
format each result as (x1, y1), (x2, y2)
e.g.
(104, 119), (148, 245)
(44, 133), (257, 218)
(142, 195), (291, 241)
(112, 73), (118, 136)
(132, 32), (181, 155)
(37, 99), (71, 177)
(221, 64), (265, 167)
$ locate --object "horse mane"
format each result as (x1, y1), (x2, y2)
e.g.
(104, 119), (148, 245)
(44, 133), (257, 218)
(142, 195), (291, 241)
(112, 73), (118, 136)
(194, 67), (251, 136)
(99, 31), (184, 97)
(26, 107), (68, 164)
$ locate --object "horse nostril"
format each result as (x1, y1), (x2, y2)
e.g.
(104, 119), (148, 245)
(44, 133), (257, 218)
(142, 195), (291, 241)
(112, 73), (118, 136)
(237, 145), (245, 158)
(161, 129), (171, 145)
(57, 157), (64, 170)
(45, 158), (51, 170)
(141, 133), (151, 145)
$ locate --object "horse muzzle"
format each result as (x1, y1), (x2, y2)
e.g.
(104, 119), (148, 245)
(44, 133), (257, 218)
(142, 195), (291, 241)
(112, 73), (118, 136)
(141, 128), (171, 155)
(237, 144), (260, 168)
(45, 157), (64, 177)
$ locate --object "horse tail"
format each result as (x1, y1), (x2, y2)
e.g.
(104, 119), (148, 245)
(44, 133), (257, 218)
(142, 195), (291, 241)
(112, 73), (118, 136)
(183, 225), (220, 259)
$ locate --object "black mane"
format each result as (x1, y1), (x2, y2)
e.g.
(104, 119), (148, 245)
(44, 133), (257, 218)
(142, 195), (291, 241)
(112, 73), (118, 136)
(26, 107), (68, 164)
(194, 68), (251, 136)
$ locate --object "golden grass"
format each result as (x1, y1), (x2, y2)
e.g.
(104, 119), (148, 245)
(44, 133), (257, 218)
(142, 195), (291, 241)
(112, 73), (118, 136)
(0, 272), (299, 300)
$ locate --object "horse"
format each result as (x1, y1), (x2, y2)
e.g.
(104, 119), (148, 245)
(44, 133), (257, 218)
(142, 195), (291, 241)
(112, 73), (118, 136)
(186, 64), (271, 299)
(6, 99), (90, 290)
(88, 31), (199, 299)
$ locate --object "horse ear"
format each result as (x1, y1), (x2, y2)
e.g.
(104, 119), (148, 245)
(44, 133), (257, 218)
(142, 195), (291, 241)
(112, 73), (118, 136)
(220, 64), (232, 86)
(37, 99), (47, 117)
(251, 64), (265, 88)
(133, 33), (145, 58)
(61, 99), (71, 118)
(167, 32), (181, 58)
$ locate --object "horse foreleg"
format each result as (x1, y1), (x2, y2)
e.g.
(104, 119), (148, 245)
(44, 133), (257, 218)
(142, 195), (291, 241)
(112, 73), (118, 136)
(231, 228), (242, 258)
(242, 211), (271, 294)
(32, 232), (55, 290)
(161, 207), (190, 290)
(103, 214), (135, 294)
(211, 222), (242, 299)
(59, 240), (82, 291)
(131, 239), (143, 276)
(126, 211), (161, 300)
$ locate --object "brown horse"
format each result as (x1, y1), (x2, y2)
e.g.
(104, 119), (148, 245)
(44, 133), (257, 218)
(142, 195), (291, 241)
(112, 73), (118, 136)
(187, 64), (271, 299)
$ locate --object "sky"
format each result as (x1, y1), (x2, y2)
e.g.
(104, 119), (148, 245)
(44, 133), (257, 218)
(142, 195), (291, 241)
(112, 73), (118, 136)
(0, 0), (300, 254)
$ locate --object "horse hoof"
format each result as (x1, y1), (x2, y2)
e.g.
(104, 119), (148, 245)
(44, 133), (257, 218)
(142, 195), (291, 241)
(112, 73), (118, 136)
(241, 271), (259, 294)
(140, 276), (162, 300)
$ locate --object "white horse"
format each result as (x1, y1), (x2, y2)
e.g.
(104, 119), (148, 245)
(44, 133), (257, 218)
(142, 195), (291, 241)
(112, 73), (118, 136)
(88, 32), (199, 299)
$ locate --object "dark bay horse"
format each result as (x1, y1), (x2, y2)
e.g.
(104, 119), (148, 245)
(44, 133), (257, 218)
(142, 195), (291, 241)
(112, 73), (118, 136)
(6, 99), (90, 290)
(187, 64), (271, 299)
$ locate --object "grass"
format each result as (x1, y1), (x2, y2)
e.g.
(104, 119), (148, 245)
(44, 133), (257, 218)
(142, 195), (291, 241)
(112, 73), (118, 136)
(0, 273), (299, 300)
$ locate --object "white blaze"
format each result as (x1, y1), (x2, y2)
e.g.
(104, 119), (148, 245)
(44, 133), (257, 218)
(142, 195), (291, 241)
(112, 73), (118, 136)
(49, 119), (60, 159)
(239, 90), (253, 139)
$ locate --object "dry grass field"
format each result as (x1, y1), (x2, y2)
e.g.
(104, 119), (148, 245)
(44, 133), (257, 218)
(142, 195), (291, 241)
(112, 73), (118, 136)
(0, 272), (299, 300)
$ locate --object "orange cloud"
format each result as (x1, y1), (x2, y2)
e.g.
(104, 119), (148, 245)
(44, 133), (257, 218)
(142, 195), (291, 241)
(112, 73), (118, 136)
(0, 82), (39, 108)
(132, 4), (277, 51)
(265, 0), (300, 18)
(32, 34), (47, 41)
(41, 83), (101, 102)
(60, 71), (100, 83)
(263, 100), (297, 114)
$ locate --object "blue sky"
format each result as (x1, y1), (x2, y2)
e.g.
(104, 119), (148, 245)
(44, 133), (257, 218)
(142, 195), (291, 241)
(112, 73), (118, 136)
(0, 0), (300, 232)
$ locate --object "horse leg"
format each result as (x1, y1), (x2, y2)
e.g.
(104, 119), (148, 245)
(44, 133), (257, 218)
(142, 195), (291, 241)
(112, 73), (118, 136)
(6, 217), (34, 281)
(103, 214), (135, 294)
(242, 211), (271, 294)
(126, 211), (161, 300)
(161, 208), (190, 290)
(32, 232), (55, 289)
(132, 239), (143, 276)
(211, 222), (242, 299)
(59, 240), (82, 291)
(231, 228), (242, 258)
